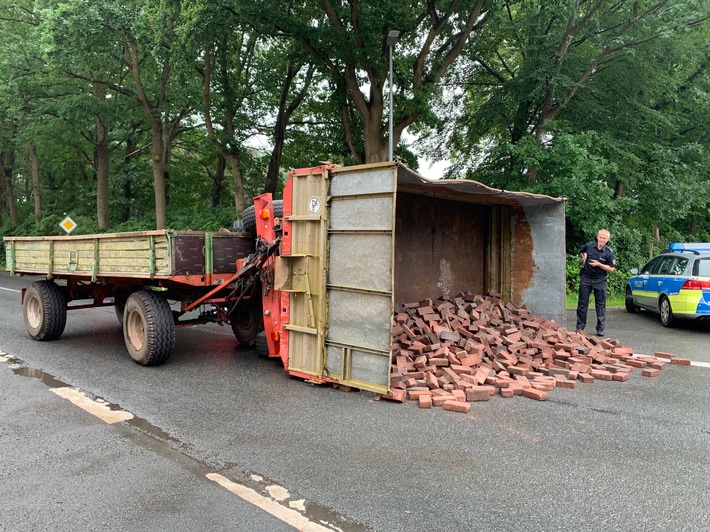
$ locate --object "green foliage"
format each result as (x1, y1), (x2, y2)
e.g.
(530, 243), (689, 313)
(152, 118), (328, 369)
(0, 0), (709, 304)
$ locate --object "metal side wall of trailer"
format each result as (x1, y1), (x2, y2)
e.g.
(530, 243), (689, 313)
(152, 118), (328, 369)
(277, 162), (567, 395)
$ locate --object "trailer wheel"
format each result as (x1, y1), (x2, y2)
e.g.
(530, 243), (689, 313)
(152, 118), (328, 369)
(254, 330), (270, 358)
(230, 300), (263, 346)
(123, 291), (175, 366)
(23, 281), (67, 341)
(237, 200), (283, 235)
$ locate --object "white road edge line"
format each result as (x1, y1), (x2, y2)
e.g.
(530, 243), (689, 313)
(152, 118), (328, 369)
(0, 286), (20, 293)
(50, 387), (134, 424)
(206, 473), (332, 532)
(691, 361), (710, 369)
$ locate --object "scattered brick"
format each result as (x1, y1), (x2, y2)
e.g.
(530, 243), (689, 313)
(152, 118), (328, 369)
(389, 291), (678, 410)
(671, 358), (691, 366)
(654, 352), (675, 360)
(443, 400), (471, 413)
(522, 388), (548, 401)
(418, 395), (433, 408)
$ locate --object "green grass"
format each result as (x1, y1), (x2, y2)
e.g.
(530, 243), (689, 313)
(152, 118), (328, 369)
(566, 291), (625, 309)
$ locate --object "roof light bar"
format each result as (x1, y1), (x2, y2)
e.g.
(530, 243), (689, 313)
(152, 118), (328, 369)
(667, 242), (710, 253)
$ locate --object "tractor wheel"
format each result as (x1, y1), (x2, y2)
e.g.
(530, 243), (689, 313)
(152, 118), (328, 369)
(123, 290), (175, 366)
(254, 331), (270, 358)
(231, 300), (264, 346)
(23, 281), (67, 341)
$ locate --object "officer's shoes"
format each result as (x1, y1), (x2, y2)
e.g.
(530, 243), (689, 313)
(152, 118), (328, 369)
(596, 331), (604, 337)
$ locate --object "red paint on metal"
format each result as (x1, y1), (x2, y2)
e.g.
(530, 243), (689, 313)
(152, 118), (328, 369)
(254, 194), (284, 361)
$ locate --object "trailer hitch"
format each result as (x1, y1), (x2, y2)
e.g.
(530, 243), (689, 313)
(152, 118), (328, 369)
(183, 236), (281, 313)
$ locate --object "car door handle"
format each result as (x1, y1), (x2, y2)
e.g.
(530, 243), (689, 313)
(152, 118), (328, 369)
(657, 281), (663, 285)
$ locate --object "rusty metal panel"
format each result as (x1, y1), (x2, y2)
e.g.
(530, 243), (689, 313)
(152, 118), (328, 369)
(393, 193), (488, 304)
(324, 166), (396, 394)
(172, 235), (205, 276)
(212, 235), (254, 273)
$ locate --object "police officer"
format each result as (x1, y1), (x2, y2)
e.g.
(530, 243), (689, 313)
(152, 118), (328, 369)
(576, 229), (616, 337)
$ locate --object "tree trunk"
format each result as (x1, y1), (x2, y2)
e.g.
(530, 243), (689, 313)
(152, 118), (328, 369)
(1, 148), (19, 225)
(28, 143), (41, 223)
(150, 122), (167, 230)
(211, 154), (226, 208)
(94, 81), (110, 230)
(225, 152), (245, 216)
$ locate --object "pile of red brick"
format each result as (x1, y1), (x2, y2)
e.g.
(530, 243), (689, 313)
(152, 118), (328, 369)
(385, 292), (688, 412)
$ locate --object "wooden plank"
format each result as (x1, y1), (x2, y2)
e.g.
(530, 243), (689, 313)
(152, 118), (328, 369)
(4, 230), (225, 279)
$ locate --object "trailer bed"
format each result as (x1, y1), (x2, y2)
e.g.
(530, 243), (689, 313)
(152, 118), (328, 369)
(4, 230), (254, 287)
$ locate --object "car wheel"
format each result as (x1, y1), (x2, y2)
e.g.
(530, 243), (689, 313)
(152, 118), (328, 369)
(624, 286), (639, 313)
(659, 296), (676, 328)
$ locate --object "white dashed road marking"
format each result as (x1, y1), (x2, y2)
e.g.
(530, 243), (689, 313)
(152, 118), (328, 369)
(206, 473), (333, 532)
(50, 387), (134, 424)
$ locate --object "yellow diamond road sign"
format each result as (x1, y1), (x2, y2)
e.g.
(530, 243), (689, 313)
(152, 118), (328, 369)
(60, 216), (77, 234)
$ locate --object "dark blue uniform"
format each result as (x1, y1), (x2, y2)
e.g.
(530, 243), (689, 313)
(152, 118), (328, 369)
(576, 242), (616, 335)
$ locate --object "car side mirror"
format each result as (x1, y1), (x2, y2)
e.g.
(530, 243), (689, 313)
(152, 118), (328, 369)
(630, 267), (639, 275)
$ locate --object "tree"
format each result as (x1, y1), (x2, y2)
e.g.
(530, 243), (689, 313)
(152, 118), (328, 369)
(244, 0), (488, 163)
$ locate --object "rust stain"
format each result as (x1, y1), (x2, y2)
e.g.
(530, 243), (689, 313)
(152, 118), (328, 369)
(511, 205), (535, 305)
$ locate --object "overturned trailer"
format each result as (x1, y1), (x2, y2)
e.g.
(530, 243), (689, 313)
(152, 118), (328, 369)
(5, 162), (566, 397)
(272, 162), (566, 395)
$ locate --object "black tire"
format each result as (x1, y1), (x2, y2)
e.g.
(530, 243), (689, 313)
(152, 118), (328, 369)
(23, 281), (67, 341)
(122, 290), (175, 366)
(254, 330), (270, 358)
(625, 286), (639, 313)
(238, 200), (283, 236)
(230, 300), (264, 346)
(659, 296), (675, 328)
(114, 294), (128, 325)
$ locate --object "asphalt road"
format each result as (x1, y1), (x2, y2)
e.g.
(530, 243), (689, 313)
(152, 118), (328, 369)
(1, 271), (709, 531)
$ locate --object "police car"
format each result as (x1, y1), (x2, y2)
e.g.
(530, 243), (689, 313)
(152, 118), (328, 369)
(625, 242), (710, 327)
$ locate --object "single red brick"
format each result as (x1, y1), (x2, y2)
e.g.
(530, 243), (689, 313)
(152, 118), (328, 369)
(613, 346), (633, 355)
(509, 381), (524, 396)
(522, 388), (548, 401)
(555, 379), (577, 389)
(465, 387), (490, 402)
(612, 372), (630, 382)
(443, 400), (471, 413)
(642, 368), (662, 377)
(451, 389), (466, 402)
(649, 361), (666, 370)
(590, 369), (613, 381)
(670, 358), (691, 366)
(432, 395), (452, 407)
(459, 353), (481, 367)
(577, 373), (595, 384)
(408, 389), (432, 400)
(654, 352), (675, 360)
(418, 395), (432, 408)
(625, 358), (647, 368)
(499, 388), (515, 398)
(390, 389), (406, 403)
